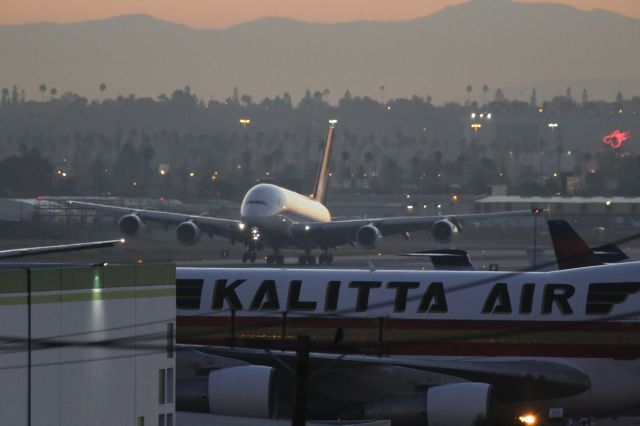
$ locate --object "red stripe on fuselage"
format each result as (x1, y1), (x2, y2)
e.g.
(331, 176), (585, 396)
(177, 315), (640, 358)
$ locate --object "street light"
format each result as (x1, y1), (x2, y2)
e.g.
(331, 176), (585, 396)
(239, 118), (251, 127)
(471, 123), (482, 132)
(328, 119), (338, 126)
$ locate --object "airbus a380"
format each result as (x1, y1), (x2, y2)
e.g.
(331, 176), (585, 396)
(175, 263), (640, 425)
(68, 122), (531, 266)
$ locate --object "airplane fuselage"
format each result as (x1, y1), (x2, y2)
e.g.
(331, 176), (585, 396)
(240, 183), (331, 249)
(176, 263), (640, 418)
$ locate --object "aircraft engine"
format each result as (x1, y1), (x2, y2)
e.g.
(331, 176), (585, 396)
(118, 214), (144, 237)
(208, 366), (275, 418)
(355, 224), (382, 249)
(431, 219), (460, 243)
(364, 382), (491, 426)
(176, 221), (201, 245)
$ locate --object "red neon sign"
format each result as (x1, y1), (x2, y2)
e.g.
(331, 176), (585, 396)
(603, 130), (630, 149)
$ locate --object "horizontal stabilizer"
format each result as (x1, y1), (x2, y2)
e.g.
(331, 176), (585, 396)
(400, 249), (475, 270)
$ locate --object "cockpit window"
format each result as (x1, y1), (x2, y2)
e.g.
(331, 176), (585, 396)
(247, 200), (268, 206)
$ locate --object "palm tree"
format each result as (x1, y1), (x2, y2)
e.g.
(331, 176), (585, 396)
(99, 83), (107, 101)
(379, 85), (386, 104)
(38, 84), (47, 101)
(465, 85), (473, 105)
(481, 84), (489, 105)
(1, 88), (9, 106)
(50, 87), (58, 99)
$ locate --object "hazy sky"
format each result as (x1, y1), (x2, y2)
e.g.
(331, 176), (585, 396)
(2, 0), (639, 28)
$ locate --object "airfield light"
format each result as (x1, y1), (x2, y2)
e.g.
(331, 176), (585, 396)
(328, 119), (338, 125)
(451, 194), (459, 202)
(239, 118), (251, 127)
(538, 108), (544, 113)
(132, 181), (137, 187)
(518, 414), (537, 425)
(606, 200), (612, 207)
(387, 106), (391, 111)
(188, 171), (196, 177)
(487, 113), (492, 119)
(159, 169), (166, 176)
(305, 225), (311, 231)
(437, 204), (442, 209)
(211, 175), (217, 181)
(470, 113), (476, 119)
(552, 172), (559, 177)
(407, 205), (414, 210)
(471, 123), (482, 132)
(619, 109), (623, 114)
(61, 172), (68, 177)
(479, 113), (484, 118)
(548, 123), (558, 129)
(238, 223), (246, 231)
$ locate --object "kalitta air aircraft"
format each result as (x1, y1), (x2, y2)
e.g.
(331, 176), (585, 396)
(175, 263), (640, 426)
(67, 122), (532, 266)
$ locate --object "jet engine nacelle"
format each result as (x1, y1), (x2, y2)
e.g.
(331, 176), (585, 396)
(431, 219), (460, 243)
(176, 221), (201, 245)
(118, 214), (144, 237)
(364, 382), (491, 426)
(355, 224), (382, 249)
(208, 366), (275, 418)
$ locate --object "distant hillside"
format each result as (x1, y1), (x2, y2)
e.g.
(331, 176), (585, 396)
(1, 0), (639, 102)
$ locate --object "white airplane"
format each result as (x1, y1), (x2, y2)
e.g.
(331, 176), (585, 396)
(175, 263), (640, 426)
(68, 122), (532, 266)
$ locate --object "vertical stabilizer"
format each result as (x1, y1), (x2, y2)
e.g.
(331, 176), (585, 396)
(548, 220), (602, 270)
(311, 123), (335, 204)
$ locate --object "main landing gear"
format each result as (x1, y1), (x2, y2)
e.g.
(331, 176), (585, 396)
(241, 251), (257, 263)
(297, 251), (333, 266)
(266, 252), (285, 265)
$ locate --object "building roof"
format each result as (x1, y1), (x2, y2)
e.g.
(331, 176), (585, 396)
(475, 196), (640, 204)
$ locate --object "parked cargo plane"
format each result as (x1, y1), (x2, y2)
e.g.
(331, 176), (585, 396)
(175, 263), (640, 425)
(68, 123), (531, 266)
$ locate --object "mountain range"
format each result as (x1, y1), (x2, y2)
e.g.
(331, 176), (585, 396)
(1, 0), (638, 103)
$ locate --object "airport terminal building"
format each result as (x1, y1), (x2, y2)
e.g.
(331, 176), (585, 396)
(0, 263), (176, 426)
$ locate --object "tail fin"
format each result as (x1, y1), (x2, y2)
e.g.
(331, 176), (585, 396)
(311, 123), (335, 204)
(548, 220), (603, 270)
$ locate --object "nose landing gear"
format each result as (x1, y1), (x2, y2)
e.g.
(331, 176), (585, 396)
(266, 252), (285, 265)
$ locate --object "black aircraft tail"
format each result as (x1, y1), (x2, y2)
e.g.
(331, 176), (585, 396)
(310, 123), (336, 205)
(547, 220), (628, 270)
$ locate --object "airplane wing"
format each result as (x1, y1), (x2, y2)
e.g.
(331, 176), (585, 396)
(66, 201), (246, 241)
(291, 210), (535, 246)
(190, 345), (590, 401)
(0, 239), (124, 260)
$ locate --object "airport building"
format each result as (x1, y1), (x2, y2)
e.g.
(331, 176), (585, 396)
(0, 263), (176, 426)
